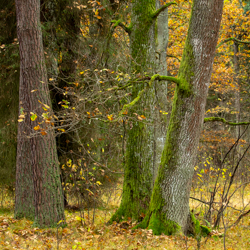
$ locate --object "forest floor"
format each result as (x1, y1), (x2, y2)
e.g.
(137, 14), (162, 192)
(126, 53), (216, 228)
(0, 186), (250, 250)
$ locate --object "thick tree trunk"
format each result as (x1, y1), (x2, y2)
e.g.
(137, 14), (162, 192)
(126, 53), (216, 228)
(15, 0), (65, 227)
(110, 0), (168, 222)
(139, 0), (224, 235)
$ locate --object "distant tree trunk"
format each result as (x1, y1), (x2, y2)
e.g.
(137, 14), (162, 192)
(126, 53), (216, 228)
(110, 0), (169, 222)
(139, 0), (224, 235)
(15, 0), (65, 227)
(233, 40), (241, 161)
(0, 0), (19, 189)
(154, 0), (169, 181)
(41, 0), (81, 207)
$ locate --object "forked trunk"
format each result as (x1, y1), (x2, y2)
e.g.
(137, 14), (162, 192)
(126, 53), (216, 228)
(139, 0), (224, 235)
(110, 0), (168, 222)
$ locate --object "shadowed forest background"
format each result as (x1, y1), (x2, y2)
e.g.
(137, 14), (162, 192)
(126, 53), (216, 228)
(0, 0), (250, 249)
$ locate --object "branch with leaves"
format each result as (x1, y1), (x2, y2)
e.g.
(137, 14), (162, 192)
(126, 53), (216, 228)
(117, 74), (179, 119)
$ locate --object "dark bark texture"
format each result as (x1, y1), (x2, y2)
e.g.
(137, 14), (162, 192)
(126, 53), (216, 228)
(15, 0), (65, 227)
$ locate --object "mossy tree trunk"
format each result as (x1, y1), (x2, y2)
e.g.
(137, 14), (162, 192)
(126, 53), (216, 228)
(15, 0), (65, 227)
(154, 0), (169, 181)
(139, 0), (224, 235)
(111, 0), (169, 222)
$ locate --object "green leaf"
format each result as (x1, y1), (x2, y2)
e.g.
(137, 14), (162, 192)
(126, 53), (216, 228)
(30, 113), (37, 121)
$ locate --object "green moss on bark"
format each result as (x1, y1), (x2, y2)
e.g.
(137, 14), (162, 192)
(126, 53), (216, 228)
(111, 0), (158, 223)
(135, 212), (181, 236)
(188, 212), (211, 238)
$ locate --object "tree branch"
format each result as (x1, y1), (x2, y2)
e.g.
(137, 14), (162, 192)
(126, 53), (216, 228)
(204, 117), (250, 126)
(148, 74), (180, 86)
(217, 37), (250, 48)
(151, 2), (177, 19)
(100, 74), (180, 123)
(111, 20), (131, 34)
(118, 74), (179, 116)
(167, 54), (181, 62)
(231, 209), (250, 228)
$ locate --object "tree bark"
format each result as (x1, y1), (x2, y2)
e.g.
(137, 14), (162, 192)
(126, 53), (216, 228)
(0, 0), (19, 188)
(110, 0), (168, 222)
(15, 0), (65, 227)
(138, 0), (224, 235)
(233, 40), (241, 162)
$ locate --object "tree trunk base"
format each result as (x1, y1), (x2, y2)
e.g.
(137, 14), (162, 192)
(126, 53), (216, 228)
(135, 211), (211, 237)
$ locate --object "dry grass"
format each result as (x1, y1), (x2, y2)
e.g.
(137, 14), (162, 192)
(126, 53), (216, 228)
(0, 184), (250, 250)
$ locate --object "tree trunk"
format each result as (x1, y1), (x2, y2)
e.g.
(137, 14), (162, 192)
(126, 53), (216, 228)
(0, 0), (19, 189)
(15, 0), (65, 227)
(139, 0), (224, 235)
(233, 40), (241, 162)
(110, 0), (168, 222)
(154, 0), (168, 180)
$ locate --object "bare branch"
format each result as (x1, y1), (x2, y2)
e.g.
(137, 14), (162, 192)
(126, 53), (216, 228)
(217, 37), (250, 48)
(204, 117), (250, 126)
(151, 2), (177, 19)
(111, 20), (131, 34)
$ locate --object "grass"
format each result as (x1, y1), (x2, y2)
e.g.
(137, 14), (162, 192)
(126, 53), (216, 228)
(0, 184), (249, 249)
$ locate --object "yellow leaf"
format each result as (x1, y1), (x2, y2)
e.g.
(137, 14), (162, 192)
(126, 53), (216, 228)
(34, 125), (40, 131)
(57, 128), (65, 132)
(18, 119), (24, 122)
(86, 189), (94, 195)
(107, 114), (113, 121)
(43, 104), (50, 109)
(41, 130), (47, 135)
(75, 216), (84, 222)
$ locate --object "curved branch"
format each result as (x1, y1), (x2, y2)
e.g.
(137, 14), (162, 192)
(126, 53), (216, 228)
(151, 2), (177, 19)
(204, 117), (250, 126)
(148, 74), (180, 86)
(167, 54), (181, 62)
(217, 37), (250, 48)
(101, 74), (180, 123)
(111, 20), (131, 34)
(119, 74), (179, 117)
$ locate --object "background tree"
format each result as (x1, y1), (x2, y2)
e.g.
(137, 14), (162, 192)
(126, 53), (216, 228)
(15, 0), (65, 227)
(0, 0), (19, 190)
